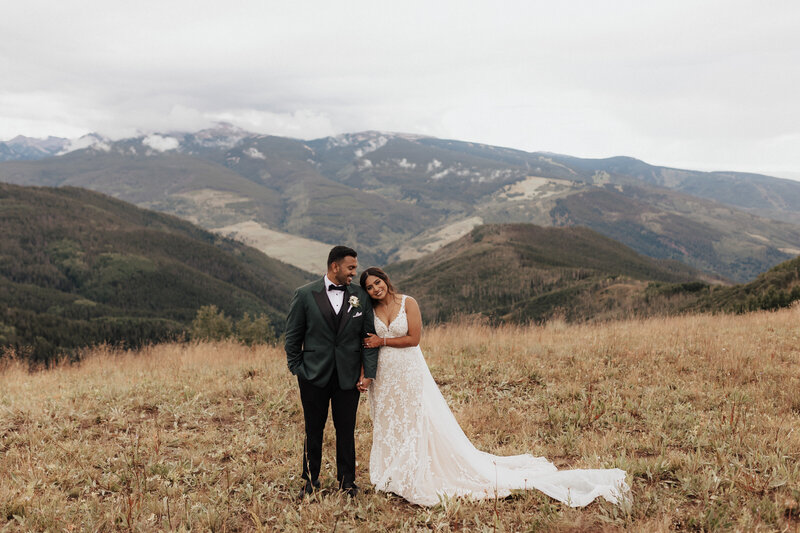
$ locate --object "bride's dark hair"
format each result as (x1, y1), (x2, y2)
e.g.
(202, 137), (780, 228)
(359, 267), (396, 299)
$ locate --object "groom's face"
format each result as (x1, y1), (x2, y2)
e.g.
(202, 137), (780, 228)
(332, 255), (358, 286)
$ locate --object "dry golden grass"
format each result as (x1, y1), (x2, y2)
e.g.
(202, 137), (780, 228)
(2, 307), (800, 531)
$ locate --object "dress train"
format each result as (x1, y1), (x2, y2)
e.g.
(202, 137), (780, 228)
(368, 295), (630, 507)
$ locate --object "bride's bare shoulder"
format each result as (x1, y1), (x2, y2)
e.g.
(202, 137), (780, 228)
(403, 295), (420, 309)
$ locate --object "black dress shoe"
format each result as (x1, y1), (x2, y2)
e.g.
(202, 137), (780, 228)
(340, 482), (359, 498)
(298, 480), (320, 499)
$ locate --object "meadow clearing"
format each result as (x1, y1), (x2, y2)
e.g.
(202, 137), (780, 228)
(1, 307), (799, 531)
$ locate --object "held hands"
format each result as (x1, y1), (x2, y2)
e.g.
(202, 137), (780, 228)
(357, 367), (372, 392)
(363, 333), (384, 349)
(357, 377), (372, 393)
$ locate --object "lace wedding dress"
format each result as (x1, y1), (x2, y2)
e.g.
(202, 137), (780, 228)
(368, 295), (630, 507)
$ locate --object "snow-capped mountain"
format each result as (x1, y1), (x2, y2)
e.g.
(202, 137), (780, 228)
(0, 135), (70, 161)
(0, 123), (254, 162)
(58, 133), (113, 155)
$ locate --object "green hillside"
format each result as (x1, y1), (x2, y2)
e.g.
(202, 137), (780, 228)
(542, 185), (799, 281)
(0, 183), (313, 362)
(693, 255), (800, 313)
(385, 223), (712, 324)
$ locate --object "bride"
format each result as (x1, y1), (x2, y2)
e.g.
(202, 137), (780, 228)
(357, 267), (630, 507)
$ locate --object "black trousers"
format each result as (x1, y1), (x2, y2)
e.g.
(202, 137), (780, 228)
(298, 373), (360, 486)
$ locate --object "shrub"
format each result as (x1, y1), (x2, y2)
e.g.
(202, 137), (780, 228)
(191, 306), (276, 345)
(191, 305), (233, 341)
(235, 312), (276, 346)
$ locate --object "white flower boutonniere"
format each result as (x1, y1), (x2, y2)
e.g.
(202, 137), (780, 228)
(348, 295), (361, 309)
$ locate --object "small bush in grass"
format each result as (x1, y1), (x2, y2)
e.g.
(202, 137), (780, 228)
(191, 305), (233, 341)
(235, 312), (276, 346)
(191, 306), (276, 345)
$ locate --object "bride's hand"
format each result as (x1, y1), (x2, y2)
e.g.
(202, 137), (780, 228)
(363, 333), (382, 349)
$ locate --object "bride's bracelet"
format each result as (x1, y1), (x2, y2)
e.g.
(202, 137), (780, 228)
(383, 337), (387, 346)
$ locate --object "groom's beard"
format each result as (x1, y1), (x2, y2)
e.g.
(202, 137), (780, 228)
(334, 274), (354, 286)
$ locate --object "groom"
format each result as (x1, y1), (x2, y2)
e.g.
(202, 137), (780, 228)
(285, 245), (379, 498)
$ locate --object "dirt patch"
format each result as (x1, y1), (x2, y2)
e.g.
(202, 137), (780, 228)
(213, 220), (329, 273)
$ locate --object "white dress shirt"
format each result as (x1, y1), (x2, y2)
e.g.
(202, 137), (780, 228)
(324, 275), (345, 314)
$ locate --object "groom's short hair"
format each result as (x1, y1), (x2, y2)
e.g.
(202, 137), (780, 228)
(327, 245), (357, 267)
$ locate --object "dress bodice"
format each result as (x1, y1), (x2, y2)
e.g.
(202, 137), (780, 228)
(374, 295), (408, 339)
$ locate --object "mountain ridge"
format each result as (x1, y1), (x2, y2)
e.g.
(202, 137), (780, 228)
(385, 222), (800, 324)
(2, 127), (799, 282)
(384, 223), (716, 324)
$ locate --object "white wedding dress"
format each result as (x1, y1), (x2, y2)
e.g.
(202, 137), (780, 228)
(368, 295), (630, 507)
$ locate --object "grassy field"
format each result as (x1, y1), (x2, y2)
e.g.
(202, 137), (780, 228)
(1, 307), (799, 531)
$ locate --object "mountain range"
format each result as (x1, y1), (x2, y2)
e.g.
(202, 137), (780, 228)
(0, 135), (70, 161)
(1, 181), (798, 362)
(1, 125), (799, 282)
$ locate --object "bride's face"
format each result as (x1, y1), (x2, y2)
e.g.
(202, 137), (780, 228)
(364, 275), (388, 301)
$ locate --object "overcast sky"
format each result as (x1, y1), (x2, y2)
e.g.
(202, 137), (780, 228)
(2, 1), (799, 179)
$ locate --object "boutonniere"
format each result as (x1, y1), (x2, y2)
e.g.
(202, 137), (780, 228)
(348, 295), (361, 310)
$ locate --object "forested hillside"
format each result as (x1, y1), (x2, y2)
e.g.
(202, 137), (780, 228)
(3, 182), (798, 363)
(693, 255), (800, 313)
(0, 184), (313, 362)
(385, 223), (714, 323)
(385, 222), (800, 324)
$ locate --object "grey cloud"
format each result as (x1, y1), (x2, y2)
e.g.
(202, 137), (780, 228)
(1, 0), (799, 177)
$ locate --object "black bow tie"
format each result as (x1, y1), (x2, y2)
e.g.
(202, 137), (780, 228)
(328, 284), (346, 292)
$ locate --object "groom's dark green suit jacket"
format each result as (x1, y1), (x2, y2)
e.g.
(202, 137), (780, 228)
(285, 278), (379, 389)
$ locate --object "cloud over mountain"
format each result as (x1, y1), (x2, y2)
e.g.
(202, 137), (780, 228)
(1, 2), (798, 178)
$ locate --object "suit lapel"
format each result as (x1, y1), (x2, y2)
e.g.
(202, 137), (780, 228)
(312, 280), (337, 333)
(337, 286), (355, 336)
